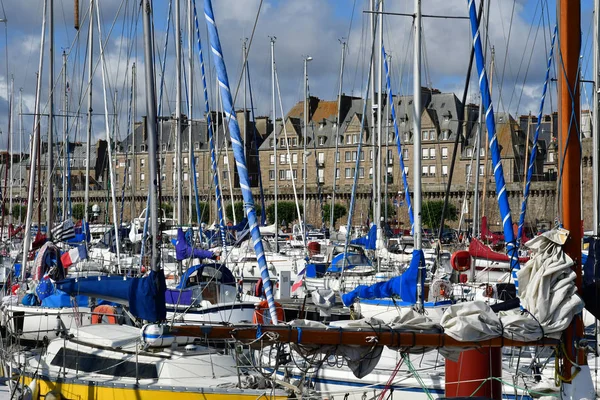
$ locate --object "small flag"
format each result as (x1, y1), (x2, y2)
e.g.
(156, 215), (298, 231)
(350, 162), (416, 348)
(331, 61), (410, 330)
(52, 219), (76, 242)
(292, 266), (306, 293)
(61, 245), (88, 268)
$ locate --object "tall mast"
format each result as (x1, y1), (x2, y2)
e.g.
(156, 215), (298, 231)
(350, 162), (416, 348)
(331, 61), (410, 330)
(84, 0), (93, 237)
(370, 0), (377, 222)
(142, 0), (159, 272)
(594, 0), (600, 235)
(375, 0), (383, 270)
(131, 63), (136, 219)
(303, 56), (312, 246)
(413, 0), (422, 254)
(47, 0), (54, 237)
(22, 0), (47, 280)
(19, 88), (23, 223)
(243, 39), (247, 161)
(187, 0), (193, 225)
(330, 40), (346, 232)
(175, 0), (183, 225)
(558, 0), (584, 381)
(385, 54), (391, 223)
(62, 50), (68, 219)
(271, 36), (278, 252)
(8, 77), (13, 227)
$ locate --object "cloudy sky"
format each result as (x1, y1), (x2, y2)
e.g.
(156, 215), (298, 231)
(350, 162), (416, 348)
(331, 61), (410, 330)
(0, 0), (595, 153)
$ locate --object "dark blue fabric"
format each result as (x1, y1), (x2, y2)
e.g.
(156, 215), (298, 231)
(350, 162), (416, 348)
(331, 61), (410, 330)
(341, 249), (422, 306)
(22, 293), (39, 306)
(185, 228), (194, 247)
(57, 270), (167, 322)
(224, 217), (248, 232)
(350, 225), (377, 250)
(41, 289), (89, 308)
(584, 238), (600, 286)
(175, 228), (214, 261)
(327, 252), (372, 273)
(176, 263), (235, 289)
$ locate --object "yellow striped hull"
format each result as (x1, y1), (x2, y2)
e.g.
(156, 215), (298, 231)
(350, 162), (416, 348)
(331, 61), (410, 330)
(21, 376), (288, 400)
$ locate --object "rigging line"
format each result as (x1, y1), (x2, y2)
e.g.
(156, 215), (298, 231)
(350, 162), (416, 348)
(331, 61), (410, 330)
(494, 0), (517, 114)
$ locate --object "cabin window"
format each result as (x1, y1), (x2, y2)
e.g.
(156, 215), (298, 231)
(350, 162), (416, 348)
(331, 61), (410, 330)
(51, 348), (157, 379)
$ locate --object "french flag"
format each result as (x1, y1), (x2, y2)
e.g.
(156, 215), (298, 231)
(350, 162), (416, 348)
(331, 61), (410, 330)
(291, 266), (306, 293)
(61, 245), (88, 268)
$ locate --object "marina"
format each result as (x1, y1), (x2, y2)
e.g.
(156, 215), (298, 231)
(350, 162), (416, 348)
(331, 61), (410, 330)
(0, 0), (597, 399)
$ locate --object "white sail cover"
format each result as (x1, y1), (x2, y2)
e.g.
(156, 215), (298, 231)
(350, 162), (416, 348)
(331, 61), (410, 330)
(441, 228), (584, 343)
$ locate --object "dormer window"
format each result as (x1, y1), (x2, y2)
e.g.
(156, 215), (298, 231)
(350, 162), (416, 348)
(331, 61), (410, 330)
(318, 136), (326, 145)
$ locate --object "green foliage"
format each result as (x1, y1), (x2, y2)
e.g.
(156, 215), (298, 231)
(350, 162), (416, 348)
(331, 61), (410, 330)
(323, 203), (347, 226)
(11, 205), (27, 220)
(225, 201), (261, 223)
(421, 200), (458, 229)
(266, 202), (303, 226)
(72, 204), (90, 220)
(191, 201), (210, 224)
(379, 201), (396, 220)
(161, 203), (173, 218)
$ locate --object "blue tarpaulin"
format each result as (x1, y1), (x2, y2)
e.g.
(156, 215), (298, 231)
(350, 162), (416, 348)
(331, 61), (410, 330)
(327, 252), (372, 273)
(350, 225), (377, 250)
(176, 264), (235, 289)
(341, 249), (423, 306)
(175, 228), (214, 261)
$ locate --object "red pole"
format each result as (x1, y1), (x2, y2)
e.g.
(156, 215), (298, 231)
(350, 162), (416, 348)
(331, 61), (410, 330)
(558, 0), (585, 378)
(445, 348), (502, 399)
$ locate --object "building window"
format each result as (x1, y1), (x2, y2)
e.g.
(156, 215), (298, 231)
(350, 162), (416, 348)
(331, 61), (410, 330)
(345, 168), (352, 178)
(140, 159), (145, 168)
(466, 164), (472, 178)
(442, 165), (448, 176)
(430, 130), (436, 141)
(222, 170), (229, 181)
(127, 145), (132, 152)
(194, 142), (200, 150)
(442, 130), (450, 140)
(162, 144), (167, 151)
(429, 165), (436, 176)
(358, 167), (365, 178)
(291, 153), (298, 164)
(422, 166), (428, 176)
(403, 149), (409, 160)
(548, 152), (555, 162)
(161, 173), (166, 181)
(183, 142), (189, 151)
(183, 172), (189, 181)
(140, 144), (146, 152)
(346, 135), (352, 144)
(479, 164), (485, 176)
(422, 131), (428, 141)
(269, 170), (275, 180)
(318, 136), (326, 145)
(403, 132), (410, 142)
(184, 157), (189, 167)
(280, 154), (287, 164)
(359, 151), (364, 161)
(352, 151), (357, 161)
(336, 151), (340, 162)
(466, 147), (473, 158)
(353, 134), (359, 144)
(270, 155), (275, 164)
(404, 166), (409, 176)
(442, 147), (448, 159)
(335, 168), (340, 179)
(345, 151), (351, 162)
(318, 152), (325, 164)
(430, 148), (436, 159)
(480, 148), (485, 157)
(140, 173), (145, 182)
(279, 170), (286, 180)
(270, 139), (274, 147)
(291, 137), (298, 147)
(422, 148), (429, 159)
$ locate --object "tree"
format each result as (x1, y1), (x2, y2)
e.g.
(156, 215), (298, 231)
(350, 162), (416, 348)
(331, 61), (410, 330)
(266, 202), (303, 226)
(11, 205), (27, 221)
(72, 204), (90, 220)
(225, 201), (261, 224)
(191, 201), (210, 224)
(323, 203), (347, 226)
(421, 200), (458, 229)
(160, 203), (173, 218)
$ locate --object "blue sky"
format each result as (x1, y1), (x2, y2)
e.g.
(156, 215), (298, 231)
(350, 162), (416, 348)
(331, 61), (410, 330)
(0, 0), (596, 152)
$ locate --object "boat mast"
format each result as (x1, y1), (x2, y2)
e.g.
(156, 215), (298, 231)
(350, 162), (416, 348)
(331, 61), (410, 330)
(330, 40), (346, 232)
(370, 0), (377, 223)
(375, 0), (383, 271)
(271, 36), (278, 252)
(62, 50), (68, 219)
(22, 0), (48, 280)
(19, 88), (23, 223)
(175, 0), (183, 225)
(8, 77), (13, 228)
(558, 0), (585, 382)
(84, 0), (93, 238)
(413, 0), (423, 304)
(142, 0), (159, 272)
(303, 55), (312, 246)
(188, 0), (193, 225)
(594, 0), (600, 236)
(47, 0), (54, 237)
(131, 63), (136, 220)
(385, 53), (391, 223)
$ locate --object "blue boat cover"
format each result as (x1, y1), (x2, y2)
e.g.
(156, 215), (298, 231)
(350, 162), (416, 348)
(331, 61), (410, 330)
(341, 249), (424, 306)
(350, 225), (377, 250)
(327, 252), (372, 273)
(175, 228), (214, 261)
(56, 269), (166, 322)
(225, 217), (248, 232)
(176, 263), (235, 289)
(41, 289), (89, 308)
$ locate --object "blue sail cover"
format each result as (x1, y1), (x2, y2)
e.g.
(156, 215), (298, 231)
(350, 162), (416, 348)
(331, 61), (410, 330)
(175, 228), (214, 261)
(342, 249), (423, 306)
(350, 225), (377, 250)
(56, 270), (166, 322)
(176, 263), (235, 289)
(327, 252), (372, 273)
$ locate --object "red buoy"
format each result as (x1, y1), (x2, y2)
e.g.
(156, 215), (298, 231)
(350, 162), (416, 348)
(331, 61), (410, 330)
(445, 348), (501, 399)
(451, 250), (471, 272)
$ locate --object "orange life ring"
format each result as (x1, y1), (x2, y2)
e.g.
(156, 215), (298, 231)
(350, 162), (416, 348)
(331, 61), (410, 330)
(451, 250), (471, 272)
(91, 305), (118, 324)
(253, 300), (285, 324)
